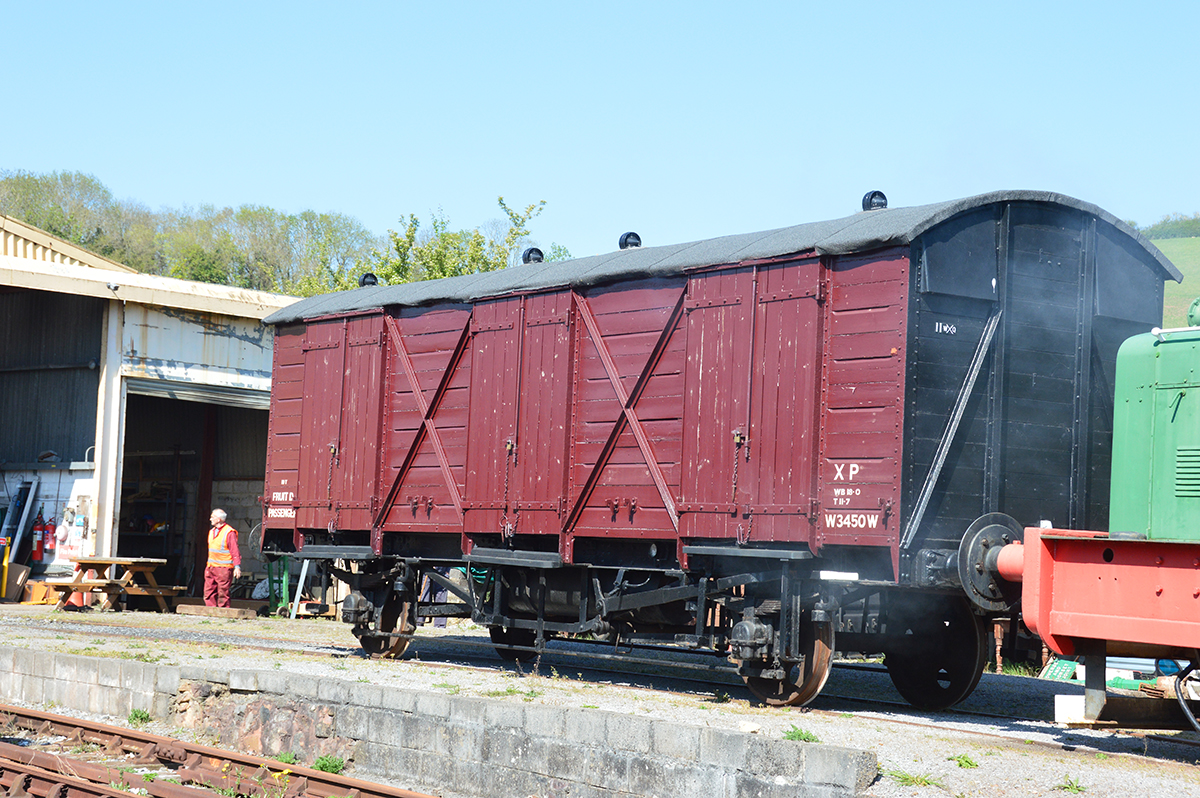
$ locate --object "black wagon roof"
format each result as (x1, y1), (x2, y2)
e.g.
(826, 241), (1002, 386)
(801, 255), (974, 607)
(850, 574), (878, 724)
(266, 190), (1180, 325)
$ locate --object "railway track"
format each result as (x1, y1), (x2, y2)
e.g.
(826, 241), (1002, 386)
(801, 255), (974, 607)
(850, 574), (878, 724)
(0, 704), (434, 798)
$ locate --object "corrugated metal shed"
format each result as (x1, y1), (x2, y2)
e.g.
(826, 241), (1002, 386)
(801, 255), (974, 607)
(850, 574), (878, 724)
(0, 214), (299, 562)
(0, 291), (103, 464)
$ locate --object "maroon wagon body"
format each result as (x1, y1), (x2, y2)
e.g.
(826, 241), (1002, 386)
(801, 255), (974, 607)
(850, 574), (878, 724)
(264, 245), (908, 565)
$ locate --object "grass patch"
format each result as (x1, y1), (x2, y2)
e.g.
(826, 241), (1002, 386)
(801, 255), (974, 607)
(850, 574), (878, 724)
(128, 708), (151, 726)
(782, 725), (819, 743)
(1056, 774), (1086, 793)
(433, 682), (461, 695)
(482, 685), (540, 701)
(1001, 660), (1040, 677)
(949, 753), (978, 768)
(274, 752), (298, 764)
(889, 770), (943, 788)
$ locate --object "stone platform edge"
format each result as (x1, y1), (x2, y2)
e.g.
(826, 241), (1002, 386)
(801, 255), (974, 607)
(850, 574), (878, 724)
(0, 646), (878, 797)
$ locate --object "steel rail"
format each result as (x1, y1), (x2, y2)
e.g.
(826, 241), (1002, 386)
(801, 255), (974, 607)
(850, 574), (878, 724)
(0, 704), (434, 798)
(0, 739), (213, 798)
(0, 754), (144, 798)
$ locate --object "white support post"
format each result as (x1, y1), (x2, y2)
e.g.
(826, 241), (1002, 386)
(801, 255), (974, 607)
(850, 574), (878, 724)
(92, 300), (126, 558)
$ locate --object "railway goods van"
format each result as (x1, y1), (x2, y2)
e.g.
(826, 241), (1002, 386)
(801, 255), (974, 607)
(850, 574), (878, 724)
(260, 190), (1180, 709)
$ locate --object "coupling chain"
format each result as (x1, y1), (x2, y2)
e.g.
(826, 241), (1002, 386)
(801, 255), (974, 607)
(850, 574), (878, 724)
(327, 442), (337, 503)
(501, 439), (514, 538)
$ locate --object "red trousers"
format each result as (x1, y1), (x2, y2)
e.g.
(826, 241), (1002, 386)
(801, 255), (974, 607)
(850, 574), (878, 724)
(204, 566), (233, 607)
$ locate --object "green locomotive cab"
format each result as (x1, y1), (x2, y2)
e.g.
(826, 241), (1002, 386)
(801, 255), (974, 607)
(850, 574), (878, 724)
(1109, 299), (1200, 542)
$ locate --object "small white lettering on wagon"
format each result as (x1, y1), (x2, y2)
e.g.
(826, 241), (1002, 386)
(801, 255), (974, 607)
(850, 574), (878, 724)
(823, 513), (879, 530)
(271, 491), (295, 502)
(267, 506), (296, 518)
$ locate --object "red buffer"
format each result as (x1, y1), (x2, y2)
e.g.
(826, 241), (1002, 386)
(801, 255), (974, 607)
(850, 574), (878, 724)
(997, 528), (1200, 660)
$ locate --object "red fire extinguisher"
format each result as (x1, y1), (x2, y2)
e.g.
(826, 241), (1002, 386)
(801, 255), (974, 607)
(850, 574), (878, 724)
(31, 508), (45, 562)
(44, 517), (56, 556)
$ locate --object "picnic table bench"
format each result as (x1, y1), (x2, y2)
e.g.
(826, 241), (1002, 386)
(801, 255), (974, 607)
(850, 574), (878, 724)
(47, 556), (185, 612)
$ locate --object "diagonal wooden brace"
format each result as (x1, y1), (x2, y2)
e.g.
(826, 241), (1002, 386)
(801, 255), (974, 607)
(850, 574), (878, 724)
(374, 315), (470, 528)
(563, 291), (686, 533)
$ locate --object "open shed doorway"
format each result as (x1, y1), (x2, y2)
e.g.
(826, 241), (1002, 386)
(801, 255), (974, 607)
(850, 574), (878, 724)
(119, 393), (267, 597)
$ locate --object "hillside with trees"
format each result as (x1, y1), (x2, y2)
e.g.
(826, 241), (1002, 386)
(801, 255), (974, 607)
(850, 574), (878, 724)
(0, 170), (568, 297)
(1138, 213), (1200, 241)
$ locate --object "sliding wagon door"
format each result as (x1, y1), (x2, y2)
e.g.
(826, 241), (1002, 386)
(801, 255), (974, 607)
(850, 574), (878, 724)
(296, 313), (386, 533)
(680, 267), (755, 538)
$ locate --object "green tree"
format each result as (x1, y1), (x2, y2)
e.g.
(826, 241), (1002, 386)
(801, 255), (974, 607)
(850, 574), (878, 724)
(0, 169), (114, 248)
(544, 242), (572, 262)
(95, 199), (164, 273)
(289, 210), (378, 295)
(371, 197), (569, 285)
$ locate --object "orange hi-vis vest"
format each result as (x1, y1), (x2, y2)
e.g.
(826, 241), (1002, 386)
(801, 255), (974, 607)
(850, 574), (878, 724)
(207, 523), (237, 568)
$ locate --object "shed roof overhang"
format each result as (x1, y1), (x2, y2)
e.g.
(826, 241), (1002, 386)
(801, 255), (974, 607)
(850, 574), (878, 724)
(0, 254), (297, 319)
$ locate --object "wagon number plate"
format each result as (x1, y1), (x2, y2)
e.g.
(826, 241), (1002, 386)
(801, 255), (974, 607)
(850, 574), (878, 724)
(822, 512), (881, 530)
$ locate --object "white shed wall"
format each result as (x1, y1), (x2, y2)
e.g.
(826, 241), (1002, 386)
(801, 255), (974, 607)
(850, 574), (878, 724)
(120, 305), (274, 391)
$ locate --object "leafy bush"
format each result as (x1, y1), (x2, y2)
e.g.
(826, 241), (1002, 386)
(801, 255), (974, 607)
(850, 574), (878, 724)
(312, 755), (345, 774)
(782, 725), (819, 743)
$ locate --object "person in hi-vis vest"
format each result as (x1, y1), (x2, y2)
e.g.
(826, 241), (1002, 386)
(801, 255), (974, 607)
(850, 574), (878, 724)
(205, 509), (242, 608)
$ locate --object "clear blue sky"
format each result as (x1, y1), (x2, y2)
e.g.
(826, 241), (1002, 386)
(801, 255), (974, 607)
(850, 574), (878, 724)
(4, 2), (1196, 258)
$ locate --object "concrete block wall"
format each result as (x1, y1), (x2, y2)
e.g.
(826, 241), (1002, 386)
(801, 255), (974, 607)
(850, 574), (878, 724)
(0, 647), (178, 721)
(0, 646), (878, 797)
(343, 692), (877, 798)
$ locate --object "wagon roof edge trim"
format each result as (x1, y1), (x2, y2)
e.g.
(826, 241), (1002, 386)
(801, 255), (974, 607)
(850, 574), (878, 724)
(264, 190), (1180, 326)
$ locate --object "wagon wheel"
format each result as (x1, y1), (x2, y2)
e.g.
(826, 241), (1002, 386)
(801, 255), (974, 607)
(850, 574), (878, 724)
(489, 625), (538, 663)
(884, 595), (989, 710)
(358, 593), (414, 658)
(743, 620), (835, 707)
